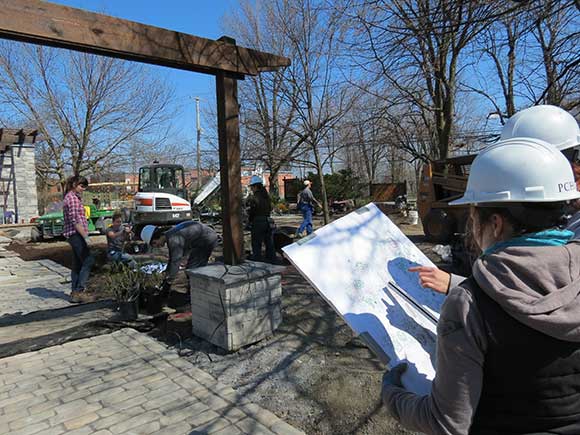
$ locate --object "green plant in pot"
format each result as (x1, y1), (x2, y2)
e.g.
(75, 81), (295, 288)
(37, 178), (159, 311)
(104, 264), (143, 321)
(139, 271), (165, 315)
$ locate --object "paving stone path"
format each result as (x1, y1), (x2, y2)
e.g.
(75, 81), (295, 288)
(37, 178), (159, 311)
(0, 257), (73, 318)
(0, 328), (305, 435)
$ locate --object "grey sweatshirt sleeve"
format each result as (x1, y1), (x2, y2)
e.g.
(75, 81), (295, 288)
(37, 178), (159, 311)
(165, 236), (185, 284)
(382, 286), (487, 435)
(448, 273), (467, 290)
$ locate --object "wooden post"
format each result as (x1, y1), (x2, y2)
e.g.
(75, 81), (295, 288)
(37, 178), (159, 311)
(216, 70), (243, 265)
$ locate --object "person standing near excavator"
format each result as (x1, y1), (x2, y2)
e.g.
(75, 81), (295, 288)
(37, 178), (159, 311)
(247, 175), (276, 263)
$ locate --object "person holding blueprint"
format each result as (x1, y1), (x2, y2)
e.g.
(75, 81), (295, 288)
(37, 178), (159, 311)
(411, 105), (580, 296)
(382, 138), (580, 434)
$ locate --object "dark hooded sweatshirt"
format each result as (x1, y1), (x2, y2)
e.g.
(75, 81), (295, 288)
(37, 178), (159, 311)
(164, 221), (218, 283)
(382, 242), (580, 435)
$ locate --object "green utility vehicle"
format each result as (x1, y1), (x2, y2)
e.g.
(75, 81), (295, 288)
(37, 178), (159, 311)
(32, 204), (114, 241)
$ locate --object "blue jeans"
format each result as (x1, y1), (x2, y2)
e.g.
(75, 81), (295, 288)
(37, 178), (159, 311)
(108, 250), (137, 269)
(67, 233), (95, 292)
(297, 205), (313, 235)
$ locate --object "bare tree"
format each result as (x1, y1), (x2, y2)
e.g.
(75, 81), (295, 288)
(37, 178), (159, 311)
(0, 41), (174, 190)
(348, 0), (523, 160)
(224, 0), (307, 199)
(337, 95), (392, 191)
(468, 11), (524, 122)
(529, 0), (580, 110)
(276, 0), (356, 223)
(467, 0), (579, 119)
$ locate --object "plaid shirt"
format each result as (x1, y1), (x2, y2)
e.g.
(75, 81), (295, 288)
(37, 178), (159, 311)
(63, 191), (87, 237)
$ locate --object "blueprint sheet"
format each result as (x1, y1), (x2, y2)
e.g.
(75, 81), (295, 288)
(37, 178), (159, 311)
(282, 203), (445, 395)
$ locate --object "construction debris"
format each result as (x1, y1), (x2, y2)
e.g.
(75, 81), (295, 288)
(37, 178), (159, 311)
(432, 244), (453, 263)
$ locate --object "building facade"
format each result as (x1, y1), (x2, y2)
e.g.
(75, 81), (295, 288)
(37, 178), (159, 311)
(0, 129), (39, 224)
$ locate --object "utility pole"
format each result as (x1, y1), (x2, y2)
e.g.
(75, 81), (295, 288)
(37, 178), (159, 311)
(195, 96), (202, 190)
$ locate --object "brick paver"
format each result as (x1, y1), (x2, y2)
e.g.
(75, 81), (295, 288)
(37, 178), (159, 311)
(0, 257), (73, 318)
(0, 329), (305, 435)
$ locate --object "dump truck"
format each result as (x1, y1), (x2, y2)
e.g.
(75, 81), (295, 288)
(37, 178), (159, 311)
(32, 204), (114, 241)
(417, 154), (476, 243)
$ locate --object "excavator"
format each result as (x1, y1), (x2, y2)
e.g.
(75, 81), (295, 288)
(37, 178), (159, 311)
(132, 163), (193, 237)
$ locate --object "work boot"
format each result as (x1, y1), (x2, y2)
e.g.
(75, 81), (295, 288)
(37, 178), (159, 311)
(70, 291), (83, 303)
(79, 292), (98, 303)
(70, 291), (97, 304)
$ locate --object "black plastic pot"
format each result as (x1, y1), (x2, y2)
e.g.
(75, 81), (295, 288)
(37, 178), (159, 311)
(145, 293), (164, 315)
(119, 300), (139, 321)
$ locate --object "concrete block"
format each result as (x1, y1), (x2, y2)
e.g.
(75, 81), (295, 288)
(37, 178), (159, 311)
(187, 261), (285, 287)
(191, 304), (281, 351)
(188, 262), (284, 351)
(192, 275), (282, 307)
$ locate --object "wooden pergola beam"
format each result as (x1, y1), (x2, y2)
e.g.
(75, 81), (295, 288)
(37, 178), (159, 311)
(0, 0), (290, 76)
(0, 129), (39, 146)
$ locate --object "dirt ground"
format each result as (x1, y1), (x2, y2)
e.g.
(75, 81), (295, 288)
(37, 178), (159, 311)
(10, 210), (445, 435)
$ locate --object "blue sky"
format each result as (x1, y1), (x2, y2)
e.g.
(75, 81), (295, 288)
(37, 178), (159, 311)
(50, 0), (238, 151)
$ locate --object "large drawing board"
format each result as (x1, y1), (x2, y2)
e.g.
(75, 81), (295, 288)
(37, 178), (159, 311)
(282, 203), (444, 395)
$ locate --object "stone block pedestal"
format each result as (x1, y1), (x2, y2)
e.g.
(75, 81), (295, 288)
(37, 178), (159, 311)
(186, 261), (285, 351)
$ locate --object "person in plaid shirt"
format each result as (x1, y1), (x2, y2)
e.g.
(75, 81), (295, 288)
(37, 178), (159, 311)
(63, 176), (96, 303)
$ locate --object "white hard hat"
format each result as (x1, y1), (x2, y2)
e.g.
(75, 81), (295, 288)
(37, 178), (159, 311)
(140, 225), (157, 245)
(450, 138), (580, 206)
(249, 175), (263, 186)
(304, 180), (311, 186)
(500, 105), (580, 151)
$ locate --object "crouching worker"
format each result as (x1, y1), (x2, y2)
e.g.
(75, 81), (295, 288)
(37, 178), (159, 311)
(140, 221), (219, 298)
(382, 138), (580, 434)
(106, 212), (137, 269)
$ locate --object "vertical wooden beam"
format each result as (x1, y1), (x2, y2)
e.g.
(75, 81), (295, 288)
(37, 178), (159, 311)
(216, 71), (243, 265)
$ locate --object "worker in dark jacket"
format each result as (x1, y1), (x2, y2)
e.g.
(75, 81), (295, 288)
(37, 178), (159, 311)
(141, 221), (218, 297)
(382, 138), (580, 434)
(247, 175), (276, 263)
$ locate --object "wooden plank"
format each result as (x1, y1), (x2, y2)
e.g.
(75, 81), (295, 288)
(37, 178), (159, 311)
(0, 129), (39, 145)
(434, 154), (477, 165)
(0, 0), (290, 76)
(216, 71), (243, 265)
(431, 175), (467, 192)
